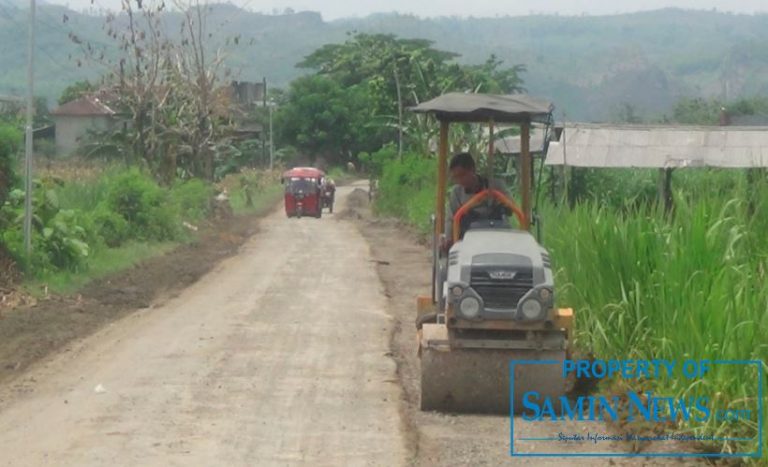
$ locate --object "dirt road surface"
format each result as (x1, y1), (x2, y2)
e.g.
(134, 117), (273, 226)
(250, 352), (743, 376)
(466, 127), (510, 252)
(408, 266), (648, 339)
(0, 182), (699, 466)
(0, 185), (407, 466)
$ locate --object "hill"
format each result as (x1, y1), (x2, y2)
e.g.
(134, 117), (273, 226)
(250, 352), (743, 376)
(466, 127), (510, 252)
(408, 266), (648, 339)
(1, 5), (768, 120)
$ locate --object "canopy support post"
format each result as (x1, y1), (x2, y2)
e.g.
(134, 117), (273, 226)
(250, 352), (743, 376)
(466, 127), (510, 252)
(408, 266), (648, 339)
(520, 120), (532, 228)
(436, 120), (449, 239)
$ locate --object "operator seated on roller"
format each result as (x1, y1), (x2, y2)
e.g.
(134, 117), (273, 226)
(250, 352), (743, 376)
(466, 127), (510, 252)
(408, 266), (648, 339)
(442, 152), (512, 251)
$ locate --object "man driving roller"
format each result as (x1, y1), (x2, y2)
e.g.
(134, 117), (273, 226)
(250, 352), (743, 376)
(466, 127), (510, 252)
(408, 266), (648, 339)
(443, 152), (512, 250)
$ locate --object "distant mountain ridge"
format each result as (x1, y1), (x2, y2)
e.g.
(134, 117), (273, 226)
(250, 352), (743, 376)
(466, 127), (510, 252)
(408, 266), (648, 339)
(1, 5), (767, 120)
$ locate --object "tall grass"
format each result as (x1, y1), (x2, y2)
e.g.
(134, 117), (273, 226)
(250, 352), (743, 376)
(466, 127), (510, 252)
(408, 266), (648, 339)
(542, 187), (768, 457)
(375, 157), (766, 458)
(375, 152), (435, 233)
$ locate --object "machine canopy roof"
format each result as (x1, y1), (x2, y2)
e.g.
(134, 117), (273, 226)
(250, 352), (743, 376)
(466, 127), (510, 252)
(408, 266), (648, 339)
(410, 92), (554, 124)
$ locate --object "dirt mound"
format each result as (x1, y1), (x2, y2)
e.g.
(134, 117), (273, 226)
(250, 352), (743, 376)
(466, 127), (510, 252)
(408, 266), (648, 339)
(335, 209), (363, 221)
(346, 188), (369, 208)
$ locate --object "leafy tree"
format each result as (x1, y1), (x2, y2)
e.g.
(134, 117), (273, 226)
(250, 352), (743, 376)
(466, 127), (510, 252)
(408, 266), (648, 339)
(58, 80), (96, 105)
(670, 96), (768, 125)
(298, 33), (526, 157)
(615, 102), (643, 123)
(671, 97), (723, 124)
(275, 75), (377, 164)
(71, 0), (239, 182)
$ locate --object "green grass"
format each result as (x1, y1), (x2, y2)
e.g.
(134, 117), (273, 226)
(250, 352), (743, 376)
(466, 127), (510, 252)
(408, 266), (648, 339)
(26, 240), (177, 296)
(541, 191), (768, 458)
(230, 184), (283, 215)
(21, 175), (284, 296)
(52, 174), (111, 212)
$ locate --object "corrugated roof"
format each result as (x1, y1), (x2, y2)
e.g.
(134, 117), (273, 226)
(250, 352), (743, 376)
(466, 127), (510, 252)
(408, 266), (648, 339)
(51, 95), (116, 117)
(495, 128), (547, 155)
(545, 123), (768, 168)
(410, 92), (553, 123)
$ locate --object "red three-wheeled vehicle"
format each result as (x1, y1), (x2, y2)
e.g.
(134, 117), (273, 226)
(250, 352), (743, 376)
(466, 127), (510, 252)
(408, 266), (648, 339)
(282, 167), (325, 218)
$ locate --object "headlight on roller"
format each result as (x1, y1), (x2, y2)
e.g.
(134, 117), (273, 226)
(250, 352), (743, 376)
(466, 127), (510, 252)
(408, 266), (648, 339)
(520, 299), (543, 320)
(459, 296), (481, 318)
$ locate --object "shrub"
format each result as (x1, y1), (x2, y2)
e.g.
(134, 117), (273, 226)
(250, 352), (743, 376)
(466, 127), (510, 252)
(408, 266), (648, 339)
(106, 169), (164, 224)
(0, 124), (21, 209)
(0, 184), (90, 273)
(39, 209), (89, 271)
(376, 150), (434, 222)
(239, 169), (265, 207)
(90, 203), (130, 247)
(105, 168), (179, 240)
(170, 178), (212, 221)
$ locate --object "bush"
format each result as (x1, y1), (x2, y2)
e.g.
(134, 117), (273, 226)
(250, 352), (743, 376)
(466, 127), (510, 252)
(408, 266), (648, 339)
(106, 169), (164, 224)
(143, 202), (180, 241)
(105, 168), (179, 240)
(0, 125), (21, 209)
(170, 178), (212, 221)
(39, 209), (89, 271)
(238, 169), (266, 207)
(90, 203), (130, 247)
(0, 182), (91, 273)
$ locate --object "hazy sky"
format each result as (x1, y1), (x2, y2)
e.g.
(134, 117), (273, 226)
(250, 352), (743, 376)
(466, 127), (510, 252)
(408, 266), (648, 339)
(46, 0), (768, 19)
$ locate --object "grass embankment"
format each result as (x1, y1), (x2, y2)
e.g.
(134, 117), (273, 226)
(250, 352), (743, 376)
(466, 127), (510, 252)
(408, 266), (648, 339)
(375, 153), (767, 460)
(6, 164), (282, 297)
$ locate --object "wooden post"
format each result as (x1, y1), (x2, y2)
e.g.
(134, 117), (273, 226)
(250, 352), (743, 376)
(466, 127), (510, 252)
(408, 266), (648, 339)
(520, 120), (532, 229)
(435, 120), (449, 238)
(747, 167), (757, 216)
(657, 167), (674, 214)
(486, 119), (495, 186)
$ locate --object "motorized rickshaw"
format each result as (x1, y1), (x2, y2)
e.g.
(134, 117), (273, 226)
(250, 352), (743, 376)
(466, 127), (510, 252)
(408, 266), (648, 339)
(320, 178), (336, 213)
(282, 167), (324, 218)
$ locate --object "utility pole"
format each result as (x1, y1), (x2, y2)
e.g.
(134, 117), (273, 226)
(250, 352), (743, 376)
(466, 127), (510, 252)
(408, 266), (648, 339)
(261, 77), (267, 167)
(23, 0), (36, 259)
(268, 101), (274, 171)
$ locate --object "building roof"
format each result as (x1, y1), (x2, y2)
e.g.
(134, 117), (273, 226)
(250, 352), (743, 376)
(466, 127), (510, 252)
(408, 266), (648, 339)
(495, 128), (548, 155)
(410, 92), (554, 124)
(51, 95), (116, 117)
(545, 123), (768, 169)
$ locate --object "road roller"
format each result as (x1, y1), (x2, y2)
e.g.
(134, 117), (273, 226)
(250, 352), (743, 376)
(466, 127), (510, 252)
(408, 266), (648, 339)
(410, 93), (575, 414)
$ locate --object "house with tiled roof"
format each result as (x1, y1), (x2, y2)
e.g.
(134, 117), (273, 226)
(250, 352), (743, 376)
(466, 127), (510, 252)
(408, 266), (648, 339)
(50, 94), (120, 156)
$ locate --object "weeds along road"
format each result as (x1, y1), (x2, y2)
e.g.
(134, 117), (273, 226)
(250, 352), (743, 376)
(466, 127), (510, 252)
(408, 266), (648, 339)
(0, 183), (700, 466)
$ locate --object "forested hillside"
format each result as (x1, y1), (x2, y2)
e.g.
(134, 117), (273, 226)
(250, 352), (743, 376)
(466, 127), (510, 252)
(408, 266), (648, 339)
(1, 3), (767, 120)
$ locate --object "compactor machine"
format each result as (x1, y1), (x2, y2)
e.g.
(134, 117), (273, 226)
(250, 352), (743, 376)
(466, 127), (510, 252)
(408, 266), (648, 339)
(410, 93), (574, 414)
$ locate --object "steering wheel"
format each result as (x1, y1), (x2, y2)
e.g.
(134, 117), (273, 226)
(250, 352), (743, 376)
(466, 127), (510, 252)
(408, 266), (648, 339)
(452, 189), (528, 243)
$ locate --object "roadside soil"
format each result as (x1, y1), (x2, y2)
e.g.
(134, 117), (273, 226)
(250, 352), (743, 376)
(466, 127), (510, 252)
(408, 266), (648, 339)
(0, 197), (277, 387)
